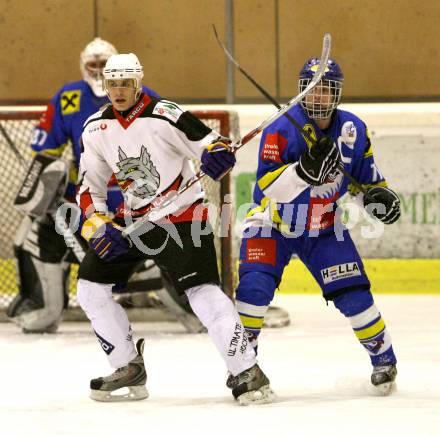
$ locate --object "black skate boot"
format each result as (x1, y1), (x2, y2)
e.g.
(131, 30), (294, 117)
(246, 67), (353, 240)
(371, 364), (397, 395)
(231, 364), (275, 405)
(226, 372), (239, 389)
(90, 338), (148, 402)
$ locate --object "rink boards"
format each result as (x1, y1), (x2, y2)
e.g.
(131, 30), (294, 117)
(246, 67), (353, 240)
(1, 258), (439, 296)
(280, 258), (440, 294)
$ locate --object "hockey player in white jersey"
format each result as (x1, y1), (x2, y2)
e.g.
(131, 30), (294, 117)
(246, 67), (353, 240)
(76, 53), (273, 404)
(7, 37), (165, 334)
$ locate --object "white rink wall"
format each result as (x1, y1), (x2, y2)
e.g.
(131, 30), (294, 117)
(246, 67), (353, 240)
(188, 103), (440, 259)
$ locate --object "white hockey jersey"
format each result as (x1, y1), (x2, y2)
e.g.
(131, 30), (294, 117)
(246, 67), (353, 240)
(77, 94), (219, 220)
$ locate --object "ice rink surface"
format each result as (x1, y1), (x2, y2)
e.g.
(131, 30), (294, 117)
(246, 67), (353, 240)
(1, 294), (439, 435)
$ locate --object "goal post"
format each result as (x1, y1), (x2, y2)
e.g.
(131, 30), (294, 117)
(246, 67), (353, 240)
(0, 107), (240, 314)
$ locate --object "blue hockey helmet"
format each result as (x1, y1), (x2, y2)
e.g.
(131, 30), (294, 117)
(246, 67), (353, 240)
(298, 57), (344, 119)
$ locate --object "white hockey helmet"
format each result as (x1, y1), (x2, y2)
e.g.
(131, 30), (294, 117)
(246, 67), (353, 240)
(80, 37), (118, 97)
(103, 53), (144, 99)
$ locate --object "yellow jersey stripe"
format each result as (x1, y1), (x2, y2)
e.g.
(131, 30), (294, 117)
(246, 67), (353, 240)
(42, 144), (68, 157)
(348, 180), (388, 196)
(257, 165), (290, 191)
(246, 197), (270, 218)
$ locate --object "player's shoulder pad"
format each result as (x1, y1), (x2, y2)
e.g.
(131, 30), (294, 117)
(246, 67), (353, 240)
(56, 80), (87, 98)
(273, 104), (304, 130)
(99, 102), (112, 112)
(82, 105), (114, 131)
(52, 80), (85, 103)
(150, 99), (184, 124)
(56, 80), (85, 93)
(147, 99), (212, 141)
(336, 108), (366, 129)
(142, 85), (161, 99)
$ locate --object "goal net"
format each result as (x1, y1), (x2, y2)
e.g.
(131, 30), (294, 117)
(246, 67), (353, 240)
(0, 107), (240, 315)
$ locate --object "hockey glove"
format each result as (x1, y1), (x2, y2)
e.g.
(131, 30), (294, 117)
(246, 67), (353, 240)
(296, 136), (341, 186)
(201, 140), (236, 181)
(81, 213), (130, 261)
(363, 186), (401, 224)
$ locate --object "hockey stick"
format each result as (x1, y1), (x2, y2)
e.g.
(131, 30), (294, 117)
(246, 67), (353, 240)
(0, 119), (205, 328)
(122, 33), (332, 237)
(212, 24), (371, 198)
(0, 122), (27, 167)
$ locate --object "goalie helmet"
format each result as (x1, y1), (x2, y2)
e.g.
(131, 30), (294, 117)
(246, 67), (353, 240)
(80, 38), (118, 97)
(298, 57), (344, 119)
(103, 53), (144, 99)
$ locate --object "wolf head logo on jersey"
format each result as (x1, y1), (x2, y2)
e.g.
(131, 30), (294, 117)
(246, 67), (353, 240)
(115, 146), (160, 200)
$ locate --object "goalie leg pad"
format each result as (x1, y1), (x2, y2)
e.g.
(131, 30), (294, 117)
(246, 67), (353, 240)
(8, 218), (68, 332)
(9, 256), (65, 332)
(185, 283), (256, 376)
(77, 279), (137, 368)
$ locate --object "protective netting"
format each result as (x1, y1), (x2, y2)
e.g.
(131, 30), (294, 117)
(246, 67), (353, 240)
(0, 108), (240, 310)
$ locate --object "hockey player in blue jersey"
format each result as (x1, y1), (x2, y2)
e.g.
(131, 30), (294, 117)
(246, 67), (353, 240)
(230, 57), (401, 396)
(7, 38), (161, 333)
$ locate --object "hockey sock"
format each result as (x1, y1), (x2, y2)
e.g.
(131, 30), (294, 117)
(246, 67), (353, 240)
(185, 283), (256, 376)
(77, 279), (137, 368)
(235, 300), (269, 354)
(333, 289), (397, 366)
(235, 271), (277, 353)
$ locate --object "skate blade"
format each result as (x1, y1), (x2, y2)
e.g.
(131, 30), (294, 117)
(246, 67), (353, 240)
(90, 385), (149, 402)
(237, 385), (275, 405)
(372, 381), (396, 396)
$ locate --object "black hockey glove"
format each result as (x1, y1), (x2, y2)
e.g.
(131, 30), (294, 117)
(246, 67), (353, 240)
(295, 136), (341, 186)
(363, 186), (401, 224)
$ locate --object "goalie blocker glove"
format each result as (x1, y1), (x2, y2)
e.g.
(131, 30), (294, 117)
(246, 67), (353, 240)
(201, 139), (236, 181)
(296, 136), (341, 186)
(363, 186), (401, 224)
(82, 213), (130, 261)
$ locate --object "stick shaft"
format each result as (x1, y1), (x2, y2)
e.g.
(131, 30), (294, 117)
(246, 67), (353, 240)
(213, 25), (368, 195)
(122, 34), (332, 238)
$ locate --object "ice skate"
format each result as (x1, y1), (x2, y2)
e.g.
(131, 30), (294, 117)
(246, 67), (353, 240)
(90, 338), (148, 402)
(226, 372), (238, 389)
(231, 364), (275, 405)
(371, 364), (397, 395)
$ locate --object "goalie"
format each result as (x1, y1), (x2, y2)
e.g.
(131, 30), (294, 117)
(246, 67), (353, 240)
(7, 37), (162, 333)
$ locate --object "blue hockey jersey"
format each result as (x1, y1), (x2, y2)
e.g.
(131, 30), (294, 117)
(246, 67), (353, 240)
(31, 80), (160, 210)
(247, 104), (387, 235)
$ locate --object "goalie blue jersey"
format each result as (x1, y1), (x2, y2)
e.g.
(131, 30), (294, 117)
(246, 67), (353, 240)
(30, 80), (160, 209)
(247, 104), (387, 235)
